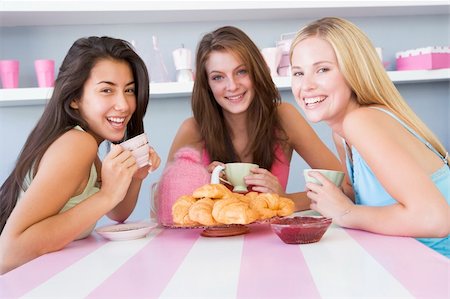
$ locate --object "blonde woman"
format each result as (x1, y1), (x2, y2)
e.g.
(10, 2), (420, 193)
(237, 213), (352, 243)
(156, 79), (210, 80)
(290, 17), (449, 257)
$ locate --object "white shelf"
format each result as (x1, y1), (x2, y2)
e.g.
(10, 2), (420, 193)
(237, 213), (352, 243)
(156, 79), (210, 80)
(1, 69), (449, 107)
(1, 1), (448, 107)
(0, 0), (449, 27)
(275, 68), (450, 87)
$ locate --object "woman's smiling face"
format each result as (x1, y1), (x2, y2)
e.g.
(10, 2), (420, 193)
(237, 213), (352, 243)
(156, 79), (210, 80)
(291, 37), (353, 125)
(205, 50), (254, 117)
(70, 58), (136, 144)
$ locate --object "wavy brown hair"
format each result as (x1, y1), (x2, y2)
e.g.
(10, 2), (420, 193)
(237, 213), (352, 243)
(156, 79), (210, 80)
(192, 26), (286, 168)
(0, 36), (149, 233)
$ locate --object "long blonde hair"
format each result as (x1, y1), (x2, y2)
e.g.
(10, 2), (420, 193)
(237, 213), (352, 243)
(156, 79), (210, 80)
(290, 17), (448, 163)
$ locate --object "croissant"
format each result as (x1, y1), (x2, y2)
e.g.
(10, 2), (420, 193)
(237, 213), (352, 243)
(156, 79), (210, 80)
(244, 191), (259, 201)
(277, 196), (296, 217)
(192, 183), (232, 199)
(172, 195), (199, 225)
(249, 193), (294, 219)
(172, 183), (295, 226)
(188, 198), (218, 226)
(212, 198), (258, 225)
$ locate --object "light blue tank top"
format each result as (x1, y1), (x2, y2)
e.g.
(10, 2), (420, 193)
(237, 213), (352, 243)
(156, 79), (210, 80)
(344, 107), (449, 258)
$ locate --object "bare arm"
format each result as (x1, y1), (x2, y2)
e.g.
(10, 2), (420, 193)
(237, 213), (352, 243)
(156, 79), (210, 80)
(107, 146), (161, 222)
(280, 102), (342, 210)
(0, 130), (137, 273)
(280, 103), (341, 171)
(343, 108), (449, 236)
(310, 107), (449, 237)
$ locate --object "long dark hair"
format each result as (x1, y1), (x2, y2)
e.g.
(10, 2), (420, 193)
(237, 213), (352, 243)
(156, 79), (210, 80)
(0, 36), (149, 233)
(192, 26), (286, 168)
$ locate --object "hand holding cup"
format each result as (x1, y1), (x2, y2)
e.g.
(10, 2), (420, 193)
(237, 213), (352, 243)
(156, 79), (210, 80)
(303, 169), (344, 186)
(120, 133), (150, 168)
(224, 162), (259, 193)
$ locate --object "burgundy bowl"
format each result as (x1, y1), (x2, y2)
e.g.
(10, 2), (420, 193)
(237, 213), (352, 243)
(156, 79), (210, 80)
(270, 216), (332, 244)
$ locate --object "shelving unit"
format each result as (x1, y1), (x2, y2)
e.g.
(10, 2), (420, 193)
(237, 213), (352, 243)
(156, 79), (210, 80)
(1, 69), (449, 107)
(1, 1), (449, 107)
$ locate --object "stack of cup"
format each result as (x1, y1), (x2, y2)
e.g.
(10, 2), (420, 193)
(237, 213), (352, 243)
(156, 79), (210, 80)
(0, 60), (19, 89)
(120, 133), (150, 168)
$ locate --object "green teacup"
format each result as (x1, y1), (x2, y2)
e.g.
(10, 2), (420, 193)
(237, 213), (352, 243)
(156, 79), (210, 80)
(224, 163), (259, 193)
(303, 169), (344, 186)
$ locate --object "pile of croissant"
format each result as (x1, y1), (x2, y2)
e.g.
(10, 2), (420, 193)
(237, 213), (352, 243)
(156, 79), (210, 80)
(172, 183), (295, 226)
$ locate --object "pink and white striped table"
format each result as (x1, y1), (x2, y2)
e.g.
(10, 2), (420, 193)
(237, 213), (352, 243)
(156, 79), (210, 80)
(1, 220), (449, 299)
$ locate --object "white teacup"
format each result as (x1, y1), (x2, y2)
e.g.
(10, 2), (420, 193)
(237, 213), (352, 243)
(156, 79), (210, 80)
(303, 169), (344, 186)
(224, 163), (259, 193)
(120, 133), (150, 168)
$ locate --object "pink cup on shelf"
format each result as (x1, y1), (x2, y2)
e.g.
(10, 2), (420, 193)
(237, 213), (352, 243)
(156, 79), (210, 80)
(34, 59), (55, 87)
(0, 60), (19, 88)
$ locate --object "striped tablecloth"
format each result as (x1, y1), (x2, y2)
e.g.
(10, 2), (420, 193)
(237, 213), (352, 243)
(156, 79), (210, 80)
(1, 222), (449, 299)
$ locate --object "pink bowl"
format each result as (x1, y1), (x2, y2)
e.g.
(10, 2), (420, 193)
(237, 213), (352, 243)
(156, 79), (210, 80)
(270, 216), (332, 244)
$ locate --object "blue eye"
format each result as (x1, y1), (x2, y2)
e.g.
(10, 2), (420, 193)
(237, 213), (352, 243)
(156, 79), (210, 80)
(211, 75), (223, 81)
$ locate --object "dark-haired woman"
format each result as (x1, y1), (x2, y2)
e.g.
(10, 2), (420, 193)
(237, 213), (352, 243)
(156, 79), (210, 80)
(0, 36), (160, 274)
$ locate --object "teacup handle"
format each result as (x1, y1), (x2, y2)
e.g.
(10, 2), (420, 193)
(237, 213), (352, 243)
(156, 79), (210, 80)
(211, 165), (225, 184)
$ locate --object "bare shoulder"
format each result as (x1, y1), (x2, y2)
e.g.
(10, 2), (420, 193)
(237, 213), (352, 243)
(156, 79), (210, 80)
(343, 106), (394, 137)
(57, 129), (97, 156)
(35, 128), (99, 196)
(178, 117), (201, 136)
(344, 106), (395, 125)
(168, 117), (203, 161)
(43, 128), (98, 168)
(175, 117), (203, 145)
(342, 106), (416, 160)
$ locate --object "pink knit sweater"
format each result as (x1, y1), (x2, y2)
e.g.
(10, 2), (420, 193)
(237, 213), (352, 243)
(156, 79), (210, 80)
(155, 147), (211, 225)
